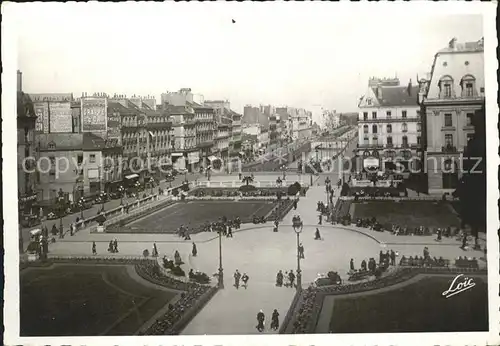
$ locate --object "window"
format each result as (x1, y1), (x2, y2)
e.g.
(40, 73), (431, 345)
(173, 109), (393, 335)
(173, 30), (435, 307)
(363, 125), (368, 134)
(417, 122), (421, 132)
(416, 110), (421, 119)
(443, 83), (452, 98)
(402, 110), (407, 119)
(445, 134), (453, 146)
(465, 83), (474, 97)
(48, 142), (56, 150)
(402, 123), (408, 132)
(444, 113), (453, 127)
(387, 124), (392, 133)
(89, 154), (96, 163)
(77, 155), (83, 164)
(387, 136), (393, 145)
(439, 76), (454, 98)
(402, 136), (408, 146)
(466, 133), (474, 143)
(363, 112), (368, 121)
(372, 112), (377, 119)
(461, 75), (476, 98)
(372, 125), (377, 134)
(442, 159), (458, 189)
(466, 113), (473, 126)
(417, 136), (421, 145)
(386, 111), (392, 118)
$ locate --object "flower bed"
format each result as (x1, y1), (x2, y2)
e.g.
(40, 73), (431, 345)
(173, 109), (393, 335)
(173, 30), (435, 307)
(136, 260), (217, 335)
(188, 186), (304, 197)
(286, 266), (486, 334)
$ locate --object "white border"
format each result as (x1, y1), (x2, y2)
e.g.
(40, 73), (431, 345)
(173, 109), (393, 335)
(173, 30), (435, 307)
(3, 2), (499, 346)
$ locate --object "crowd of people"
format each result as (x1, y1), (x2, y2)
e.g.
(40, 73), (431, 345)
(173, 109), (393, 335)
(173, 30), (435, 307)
(233, 269), (250, 289)
(348, 249), (397, 281)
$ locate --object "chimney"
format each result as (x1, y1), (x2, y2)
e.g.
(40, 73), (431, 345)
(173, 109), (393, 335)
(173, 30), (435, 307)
(17, 70), (22, 92)
(407, 79), (412, 96)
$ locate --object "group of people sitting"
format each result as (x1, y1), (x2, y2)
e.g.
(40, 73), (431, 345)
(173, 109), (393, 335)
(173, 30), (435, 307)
(355, 217), (384, 231)
(348, 250), (397, 281)
(455, 256), (480, 269)
(399, 255), (449, 268)
(391, 225), (461, 238)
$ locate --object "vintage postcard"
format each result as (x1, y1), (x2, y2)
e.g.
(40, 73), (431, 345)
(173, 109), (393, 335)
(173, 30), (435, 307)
(2, 2), (499, 346)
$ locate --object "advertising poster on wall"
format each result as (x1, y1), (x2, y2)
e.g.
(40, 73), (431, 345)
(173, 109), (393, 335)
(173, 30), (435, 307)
(81, 98), (107, 132)
(107, 111), (122, 143)
(49, 102), (72, 133)
(188, 151), (200, 164)
(34, 103), (49, 133)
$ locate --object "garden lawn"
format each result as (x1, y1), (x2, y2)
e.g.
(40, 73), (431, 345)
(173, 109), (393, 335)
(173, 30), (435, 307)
(20, 264), (178, 336)
(121, 200), (276, 233)
(329, 275), (488, 333)
(352, 200), (460, 228)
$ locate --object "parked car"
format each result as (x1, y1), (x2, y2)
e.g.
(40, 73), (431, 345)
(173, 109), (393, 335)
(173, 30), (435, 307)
(108, 191), (122, 200)
(173, 168), (188, 175)
(47, 212), (58, 220)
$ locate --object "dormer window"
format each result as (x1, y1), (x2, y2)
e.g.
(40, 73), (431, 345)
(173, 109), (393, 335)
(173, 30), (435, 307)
(460, 75), (476, 98)
(48, 142), (56, 150)
(439, 76), (454, 99)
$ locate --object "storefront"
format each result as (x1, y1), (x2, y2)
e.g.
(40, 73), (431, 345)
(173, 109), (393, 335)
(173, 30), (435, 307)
(187, 151), (200, 172)
(172, 152), (184, 171)
(207, 155), (222, 170)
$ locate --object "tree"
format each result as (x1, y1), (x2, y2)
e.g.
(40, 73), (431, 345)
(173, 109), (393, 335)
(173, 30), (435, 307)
(453, 104), (486, 236)
(242, 175), (254, 186)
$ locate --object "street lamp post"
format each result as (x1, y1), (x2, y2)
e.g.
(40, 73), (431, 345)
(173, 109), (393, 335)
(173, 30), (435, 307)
(57, 189), (65, 239)
(292, 215), (303, 291)
(218, 226), (224, 288)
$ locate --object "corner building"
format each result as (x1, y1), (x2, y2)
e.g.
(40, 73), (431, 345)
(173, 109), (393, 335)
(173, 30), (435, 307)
(419, 38), (485, 194)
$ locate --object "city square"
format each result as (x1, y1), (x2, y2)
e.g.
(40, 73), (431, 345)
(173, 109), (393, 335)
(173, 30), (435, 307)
(6, 4), (497, 346)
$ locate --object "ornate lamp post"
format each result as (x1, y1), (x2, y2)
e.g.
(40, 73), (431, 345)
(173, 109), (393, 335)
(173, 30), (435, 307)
(78, 197), (84, 219)
(292, 215), (303, 291)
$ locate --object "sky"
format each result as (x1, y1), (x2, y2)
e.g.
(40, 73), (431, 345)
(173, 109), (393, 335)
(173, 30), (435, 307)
(13, 3), (484, 121)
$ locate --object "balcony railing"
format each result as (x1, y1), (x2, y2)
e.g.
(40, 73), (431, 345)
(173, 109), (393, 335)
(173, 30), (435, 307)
(442, 145), (458, 153)
(359, 117), (420, 123)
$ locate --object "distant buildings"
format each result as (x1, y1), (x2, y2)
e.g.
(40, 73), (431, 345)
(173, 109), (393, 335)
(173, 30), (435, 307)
(356, 77), (421, 172)
(419, 37), (485, 194)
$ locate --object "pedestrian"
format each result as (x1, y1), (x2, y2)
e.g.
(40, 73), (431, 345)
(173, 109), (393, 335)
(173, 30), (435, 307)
(318, 214), (322, 225)
(192, 242), (197, 257)
(390, 250), (396, 266)
(288, 270), (295, 288)
(242, 273), (249, 288)
(461, 233), (467, 249)
(256, 310), (265, 332)
(108, 240), (114, 253)
(379, 250), (383, 264)
(350, 258), (354, 271)
(234, 269), (241, 288)
(152, 242), (158, 257)
(113, 238), (119, 253)
(293, 199), (298, 210)
(92, 241), (97, 255)
(314, 228), (321, 240)
(239, 172), (242, 180)
(227, 226), (233, 238)
(436, 228), (442, 241)
(271, 309), (280, 331)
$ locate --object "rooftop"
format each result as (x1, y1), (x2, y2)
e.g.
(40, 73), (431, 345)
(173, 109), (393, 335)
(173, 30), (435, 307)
(372, 85), (419, 107)
(438, 38), (484, 54)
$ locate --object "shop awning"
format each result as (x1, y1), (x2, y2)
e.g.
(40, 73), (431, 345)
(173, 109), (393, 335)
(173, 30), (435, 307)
(125, 173), (139, 179)
(172, 153), (183, 157)
(363, 158), (380, 169)
(208, 155), (218, 161)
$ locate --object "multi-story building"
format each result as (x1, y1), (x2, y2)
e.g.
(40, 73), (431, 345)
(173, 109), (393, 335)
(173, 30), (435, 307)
(291, 108), (312, 141)
(37, 132), (122, 202)
(356, 77), (421, 172)
(166, 104), (199, 172)
(17, 70), (39, 216)
(418, 37), (485, 194)
(269, 113), (278, 149)
(228, 109), (243, 159)
(190, 102), (216, 168)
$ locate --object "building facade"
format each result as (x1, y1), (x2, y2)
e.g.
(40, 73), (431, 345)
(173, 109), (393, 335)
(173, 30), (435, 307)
(419, 38), (485, 194)
(17, 71), (40, 215)
(356, 77), (421, 173)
